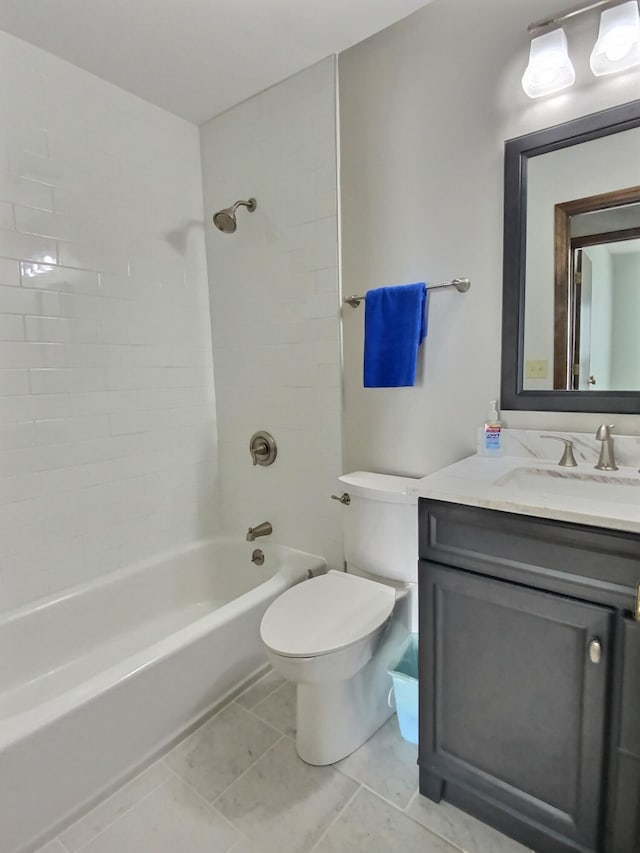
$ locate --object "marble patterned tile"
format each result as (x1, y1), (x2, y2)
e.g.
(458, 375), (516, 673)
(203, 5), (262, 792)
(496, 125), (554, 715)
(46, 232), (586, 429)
(77, 775), (239, 853)
(215, 737), (358, 853)
(228, 838), (263, 853)
(250, 680), (296, 737)
(235, 669), (286, 710)
(335, 715), (418, 809)
(407, 794), (533, 853)
(59, 760), (171, 851)
(34, 842), (66, 853)
(313, 787), (458, 853)
(165, 703), (281, 802)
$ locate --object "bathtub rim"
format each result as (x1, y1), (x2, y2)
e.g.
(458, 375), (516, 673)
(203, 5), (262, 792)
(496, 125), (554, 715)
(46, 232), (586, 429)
(0, 535), (318, 626)
(0, 537), (324, 748)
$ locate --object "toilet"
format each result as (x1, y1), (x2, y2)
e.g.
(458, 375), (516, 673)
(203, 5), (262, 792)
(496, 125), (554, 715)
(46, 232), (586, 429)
(260, 471), (418, 765)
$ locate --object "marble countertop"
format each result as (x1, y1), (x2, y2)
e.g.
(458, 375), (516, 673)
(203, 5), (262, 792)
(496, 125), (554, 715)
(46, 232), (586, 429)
(409, 438), (640, 535)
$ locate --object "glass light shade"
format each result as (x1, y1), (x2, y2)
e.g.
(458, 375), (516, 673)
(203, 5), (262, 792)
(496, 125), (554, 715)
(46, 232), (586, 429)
(522, 28), (576, 98)
(590, 1), (640, 76)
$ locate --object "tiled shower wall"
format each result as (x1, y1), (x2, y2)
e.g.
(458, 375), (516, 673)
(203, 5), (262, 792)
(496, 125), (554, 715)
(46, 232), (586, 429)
(200, 58), (343, 569)
(0, 32), (219, 613)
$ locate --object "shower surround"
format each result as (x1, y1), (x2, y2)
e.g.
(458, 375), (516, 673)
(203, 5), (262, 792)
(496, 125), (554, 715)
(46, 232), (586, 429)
(200, 56), (343, 572)
(0, 31), (218, 614)
(0, 31), (344, 851)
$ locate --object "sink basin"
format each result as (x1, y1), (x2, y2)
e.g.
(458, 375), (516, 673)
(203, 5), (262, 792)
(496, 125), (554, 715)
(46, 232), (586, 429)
(495, 466), (640, 506)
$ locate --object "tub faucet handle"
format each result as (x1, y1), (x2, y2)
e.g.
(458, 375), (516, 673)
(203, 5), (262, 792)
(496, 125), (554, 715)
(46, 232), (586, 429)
(249, 431), (277, 466)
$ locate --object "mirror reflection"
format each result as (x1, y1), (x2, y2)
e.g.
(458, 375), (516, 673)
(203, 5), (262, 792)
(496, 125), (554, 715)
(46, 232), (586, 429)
(522, 125), (640, 393)
(555, 189), (640, 392)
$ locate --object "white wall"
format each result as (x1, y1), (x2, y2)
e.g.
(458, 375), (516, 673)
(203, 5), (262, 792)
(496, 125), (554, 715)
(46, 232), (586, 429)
(610, 252), (640, 389)
(585, 245), (613, 390)
(0, 32), (218, 613)
(200, 59), (343, 570)
(339, 0), (640, 477)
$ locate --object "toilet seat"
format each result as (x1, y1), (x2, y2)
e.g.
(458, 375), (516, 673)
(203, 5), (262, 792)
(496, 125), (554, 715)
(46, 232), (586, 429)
(260, 570), (395, 658)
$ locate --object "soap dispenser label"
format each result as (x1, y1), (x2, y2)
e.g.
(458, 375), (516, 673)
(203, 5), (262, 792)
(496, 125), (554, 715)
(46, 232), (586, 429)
(485, 425), (501, 449)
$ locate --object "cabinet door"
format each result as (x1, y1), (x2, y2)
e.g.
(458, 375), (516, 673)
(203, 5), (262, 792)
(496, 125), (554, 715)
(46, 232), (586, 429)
(609, 617), (640, 853)
(419, 561), (613, 853)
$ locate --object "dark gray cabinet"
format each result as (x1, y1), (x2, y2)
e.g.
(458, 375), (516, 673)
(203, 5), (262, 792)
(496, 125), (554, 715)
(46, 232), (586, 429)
(418, 499), (640, 853)
(609, 618), (640, 853)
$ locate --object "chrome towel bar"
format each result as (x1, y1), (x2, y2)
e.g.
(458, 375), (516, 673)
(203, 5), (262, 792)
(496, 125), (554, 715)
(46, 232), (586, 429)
(343, 277), (471, 308)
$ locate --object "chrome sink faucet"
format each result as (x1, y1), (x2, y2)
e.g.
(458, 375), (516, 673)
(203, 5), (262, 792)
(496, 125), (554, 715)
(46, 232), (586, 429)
(594, 424), (618, 471)
(246, 522), (272, 542)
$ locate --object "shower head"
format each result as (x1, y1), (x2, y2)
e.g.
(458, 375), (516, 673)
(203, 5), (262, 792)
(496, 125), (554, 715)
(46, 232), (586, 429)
(212, 198), (257, 233)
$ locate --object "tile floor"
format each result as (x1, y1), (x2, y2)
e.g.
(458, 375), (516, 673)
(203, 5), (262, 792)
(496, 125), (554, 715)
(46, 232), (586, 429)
(38, 670), (533, 853)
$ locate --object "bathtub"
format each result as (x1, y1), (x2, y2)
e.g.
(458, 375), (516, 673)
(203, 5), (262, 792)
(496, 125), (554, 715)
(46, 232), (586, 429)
(0, 538), (325, 853)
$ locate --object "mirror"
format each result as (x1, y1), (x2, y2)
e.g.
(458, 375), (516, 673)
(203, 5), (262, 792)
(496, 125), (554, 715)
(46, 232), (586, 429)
(501, 98), (640, 413)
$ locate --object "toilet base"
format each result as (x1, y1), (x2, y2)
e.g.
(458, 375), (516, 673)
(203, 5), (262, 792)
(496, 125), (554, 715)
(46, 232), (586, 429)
(295, 649), (394, 765)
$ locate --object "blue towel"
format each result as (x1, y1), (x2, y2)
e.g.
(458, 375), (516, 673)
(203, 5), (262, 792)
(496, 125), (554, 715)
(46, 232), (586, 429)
(363, 282), (428, 388)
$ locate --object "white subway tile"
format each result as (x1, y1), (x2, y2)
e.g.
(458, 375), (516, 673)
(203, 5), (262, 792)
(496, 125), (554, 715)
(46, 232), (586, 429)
(20, 263), (99, 294)
(58, 242), (130, 276)
(0, 229), (58, 263)
(29, 393), (72, 421)
(0, 314), (25, 340)
(0, 471), (42, 505)
(34, 415), (110, 445)
(0, 421), (36, 449)
(0, 341), (66, 368)
(0, 369), (29, 396)
(0, 30), (218, 611)
(0, 175), (55, 212)
(29, 368), (72, 394)
(0, 258), (20, 287)
(0, 283), (60, 315)
(14, 206), (73, 241)
(0, 441), (77, 476)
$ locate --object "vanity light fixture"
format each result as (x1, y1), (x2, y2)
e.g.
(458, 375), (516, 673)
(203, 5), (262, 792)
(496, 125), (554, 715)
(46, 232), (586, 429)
(522, 28), (576, 98)
(523, 0), (640, 98)
(590, 0), (640, 75)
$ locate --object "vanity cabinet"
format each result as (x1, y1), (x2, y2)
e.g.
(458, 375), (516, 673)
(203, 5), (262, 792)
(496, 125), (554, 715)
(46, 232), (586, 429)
(418, 499), (640, 853)
(609, 619), (640, 852)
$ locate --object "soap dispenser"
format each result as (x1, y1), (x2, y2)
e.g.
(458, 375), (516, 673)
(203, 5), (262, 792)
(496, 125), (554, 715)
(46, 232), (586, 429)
(483, 400), (503, 457)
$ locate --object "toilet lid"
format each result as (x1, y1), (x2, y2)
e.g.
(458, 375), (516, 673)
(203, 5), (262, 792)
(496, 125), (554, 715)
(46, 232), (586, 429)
(260, 570), (395, 658)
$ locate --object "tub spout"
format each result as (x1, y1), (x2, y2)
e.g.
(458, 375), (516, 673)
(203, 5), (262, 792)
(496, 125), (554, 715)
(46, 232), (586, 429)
(246, 522), (272, 542)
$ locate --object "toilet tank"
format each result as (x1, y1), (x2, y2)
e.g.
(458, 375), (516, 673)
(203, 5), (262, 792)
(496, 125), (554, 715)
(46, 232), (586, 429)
(338, 472), (419, 584)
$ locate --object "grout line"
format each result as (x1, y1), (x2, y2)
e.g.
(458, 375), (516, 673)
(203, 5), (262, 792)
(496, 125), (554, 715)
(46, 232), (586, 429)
(157, 764), (243, 851)
(235, 670), (284, 710)
(403, 786), (420, 813)
(57, 761), (171, 850)
(67, 770), (174, 853)
(307, 783), (363, 853)
(241, 691), (295, 740)
(211, 734), (286, 807)
(44, 669), (269, 850)
(353, 786), (467, 853)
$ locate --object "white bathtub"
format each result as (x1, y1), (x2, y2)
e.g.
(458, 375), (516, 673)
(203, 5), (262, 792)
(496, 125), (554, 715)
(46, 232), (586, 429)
(0, 538), (325, 853)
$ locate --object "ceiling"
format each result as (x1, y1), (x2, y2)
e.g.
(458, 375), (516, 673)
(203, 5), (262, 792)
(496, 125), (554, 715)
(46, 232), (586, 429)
(0, 0), (434, 124)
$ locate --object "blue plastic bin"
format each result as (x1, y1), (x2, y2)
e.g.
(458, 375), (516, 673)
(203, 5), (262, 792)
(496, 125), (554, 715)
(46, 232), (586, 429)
(388, 633), (419, 744)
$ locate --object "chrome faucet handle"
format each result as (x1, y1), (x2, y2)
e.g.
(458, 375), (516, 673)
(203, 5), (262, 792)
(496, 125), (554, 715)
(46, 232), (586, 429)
(595, 423), (618, 471)
(595, 423), (614, 441)
(539, 435), (578, 467)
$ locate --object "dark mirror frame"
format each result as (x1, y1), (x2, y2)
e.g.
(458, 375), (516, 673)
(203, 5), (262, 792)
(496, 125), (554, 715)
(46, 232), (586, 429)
(501, 98), (640, 414)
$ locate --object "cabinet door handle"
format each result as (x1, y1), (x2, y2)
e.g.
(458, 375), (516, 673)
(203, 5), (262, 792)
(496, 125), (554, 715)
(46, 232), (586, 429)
(588, 638), (602, 664)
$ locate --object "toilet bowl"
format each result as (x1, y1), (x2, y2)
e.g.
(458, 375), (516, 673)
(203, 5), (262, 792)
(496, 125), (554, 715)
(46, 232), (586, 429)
(260, 472), (419, 766)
